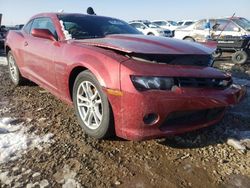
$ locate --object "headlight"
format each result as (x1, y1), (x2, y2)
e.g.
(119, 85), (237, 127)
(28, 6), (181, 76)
(131, 76), (174, 91)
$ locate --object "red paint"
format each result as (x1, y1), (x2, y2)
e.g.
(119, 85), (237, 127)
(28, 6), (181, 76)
(5, 13), (246, 141)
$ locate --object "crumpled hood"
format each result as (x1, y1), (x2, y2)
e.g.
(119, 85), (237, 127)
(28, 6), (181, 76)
(72, 34), (216, 54)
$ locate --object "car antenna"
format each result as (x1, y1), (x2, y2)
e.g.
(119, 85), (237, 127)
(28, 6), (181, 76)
(216, 13), (236, 39)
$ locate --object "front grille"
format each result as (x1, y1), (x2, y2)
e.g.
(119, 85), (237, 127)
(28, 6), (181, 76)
(159, 107), (225, 131)
(175, 77), (232, 89)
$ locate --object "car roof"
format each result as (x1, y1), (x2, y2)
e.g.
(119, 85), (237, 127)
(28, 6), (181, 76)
(30, 12), (119, 21)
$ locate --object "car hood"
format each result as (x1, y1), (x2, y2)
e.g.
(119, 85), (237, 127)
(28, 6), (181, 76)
(73, 34), (215, 55)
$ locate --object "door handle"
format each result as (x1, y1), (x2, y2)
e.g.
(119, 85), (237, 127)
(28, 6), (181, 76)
(24, 41), (28, 46)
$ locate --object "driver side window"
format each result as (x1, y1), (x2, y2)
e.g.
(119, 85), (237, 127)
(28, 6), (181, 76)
(31, 17), (58, 40)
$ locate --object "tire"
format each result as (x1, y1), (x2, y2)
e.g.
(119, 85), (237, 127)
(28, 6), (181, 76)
(212, 49), (222, 58)
(7, 51), (27, 86)
(232, 51), (248, 65)
(73, 71), (114, 139)
(147, 33), (154, 36)
(184, 37), (195, 42)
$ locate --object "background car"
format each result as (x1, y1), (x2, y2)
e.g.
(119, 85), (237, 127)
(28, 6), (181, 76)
(177, 20), (195, 27)
(129, 20), (173, 37)
(174, 18), (250, 42)
(151, 20), (178, 31)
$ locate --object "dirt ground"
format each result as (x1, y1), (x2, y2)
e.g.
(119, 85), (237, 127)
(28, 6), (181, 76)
(0, 50), (250, 188)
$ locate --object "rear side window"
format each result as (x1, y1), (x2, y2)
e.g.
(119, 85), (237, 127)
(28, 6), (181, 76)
(194, 20), (206, 30)
(23, 20), (33, 34)
(31, 17), (58, 40)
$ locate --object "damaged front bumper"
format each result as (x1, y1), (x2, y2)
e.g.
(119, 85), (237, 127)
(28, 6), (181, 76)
(108, 84), (246, 141)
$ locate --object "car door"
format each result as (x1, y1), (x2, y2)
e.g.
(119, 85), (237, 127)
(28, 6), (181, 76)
(23, 17), (58, 92)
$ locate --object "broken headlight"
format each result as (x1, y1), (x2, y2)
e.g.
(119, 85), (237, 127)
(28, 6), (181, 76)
(131, 76), (174, 91)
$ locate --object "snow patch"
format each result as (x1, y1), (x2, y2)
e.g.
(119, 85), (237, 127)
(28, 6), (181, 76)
(62, 179), (82, 188)
(60, 20), (72, 40)
(54, 164), (82, 188)
(0, 57), (7, 66)
(0, 117), (53, 164)
(226, 130), (250, 152)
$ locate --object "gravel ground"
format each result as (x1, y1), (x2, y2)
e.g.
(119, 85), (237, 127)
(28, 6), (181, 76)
(0, 51), (249, 188)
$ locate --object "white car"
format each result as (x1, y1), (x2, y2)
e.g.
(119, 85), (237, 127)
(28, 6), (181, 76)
(129, 21), (173, 37)
(177, 20), (195, 27)
(174, 18), (250, 42)
(151, 20), (178, 31)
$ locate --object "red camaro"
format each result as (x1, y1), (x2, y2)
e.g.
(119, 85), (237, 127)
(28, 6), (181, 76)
(5, 13), (246, 141)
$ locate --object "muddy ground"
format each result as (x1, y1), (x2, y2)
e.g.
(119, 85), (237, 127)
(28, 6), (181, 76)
(0, 50), (250, 188)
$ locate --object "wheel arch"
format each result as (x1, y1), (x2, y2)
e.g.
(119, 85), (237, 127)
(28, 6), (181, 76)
(68, 63), (110, 101)
(183, 36), (195, 41)
(5, 45), (11, 55)
(68, 66), (88, 100)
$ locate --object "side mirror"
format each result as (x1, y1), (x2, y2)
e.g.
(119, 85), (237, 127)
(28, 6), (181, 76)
(233, 27), (241, 32)
(31, 28), (56, 41)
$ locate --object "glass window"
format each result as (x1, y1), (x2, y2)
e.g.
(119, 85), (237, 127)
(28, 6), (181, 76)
(214, 19), (239, 31)
(23, 20), (33, 34)
(31, 17), (58, 40)
(143, 22), (159, 28)
(58, 14), (141, 39)
(154, 21), (166, 26)
(184, 21), (194, 26)
(177, 22), (183, 26)
(168, 21), (177, 26)
(130, 23), (145, 29)
(232, 18), (250, 31)
(194, 20), (206, 30)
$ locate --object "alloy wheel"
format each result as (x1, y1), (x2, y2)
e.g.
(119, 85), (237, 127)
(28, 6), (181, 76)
(76, 81), (103, 130)
(8, 55), (18, 82)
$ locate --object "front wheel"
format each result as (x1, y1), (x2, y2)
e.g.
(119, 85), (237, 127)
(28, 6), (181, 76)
(232, 51), (248, 65)
(7, 51), (27, 86)
(73, 71), (114, 139)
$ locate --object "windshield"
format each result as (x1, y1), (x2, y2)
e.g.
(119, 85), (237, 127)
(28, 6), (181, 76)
(168, 21), (178, 26)
(177, 22), (183, 26)
(232, 18), (250, 31)
(57, 14), (141, 39)
(153, 21), (167, 26)
(143, 22), (160, 28)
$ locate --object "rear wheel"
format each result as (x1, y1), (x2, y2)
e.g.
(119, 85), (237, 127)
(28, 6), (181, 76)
(73, 71), (114, 139)
(232, 51), (248, 65)
(147, 33), (154, 36)
(7, 51), (27, 86)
